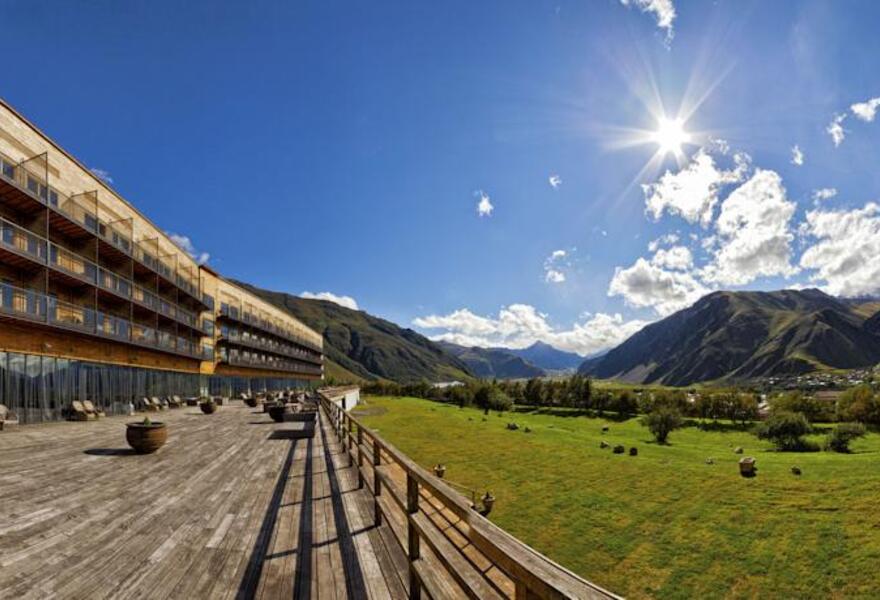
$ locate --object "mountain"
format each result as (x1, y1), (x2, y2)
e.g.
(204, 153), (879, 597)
(505, 341), (583, 372)
(437, 342), (545, 379)
(580, 288), (880, 386)
(238, 283), (473, 383)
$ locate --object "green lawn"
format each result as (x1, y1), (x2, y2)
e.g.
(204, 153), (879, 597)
(353, 396), (880, 600)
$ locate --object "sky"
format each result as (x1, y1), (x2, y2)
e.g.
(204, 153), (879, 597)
(3, 0), (880, 356)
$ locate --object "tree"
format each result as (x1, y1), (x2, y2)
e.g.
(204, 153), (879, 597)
(475, 385), (512, 414)
(772, 391), (828, 422)
(753, 411), (812, 451)
(825, 422), (866, 453)
(448, 385), (474, 408)
(837, 385), (880, 425)
(640, 406), (684, 444)
(524, 378), (545, 406)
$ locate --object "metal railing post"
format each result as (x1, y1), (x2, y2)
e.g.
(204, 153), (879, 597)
(406, 472), (421, 600)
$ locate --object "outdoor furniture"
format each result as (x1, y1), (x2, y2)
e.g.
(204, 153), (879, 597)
(173, 395), (184, 407)
(739, 457), (757, 477)
(151, 397), (168, 411)
(69, 401), (94, 421)
(0, 404), (19, 431)
(140, 397), (158, 412)
(82, 400), (106, 418)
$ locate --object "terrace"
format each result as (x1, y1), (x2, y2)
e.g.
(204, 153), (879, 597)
(0, 394), (616, 599)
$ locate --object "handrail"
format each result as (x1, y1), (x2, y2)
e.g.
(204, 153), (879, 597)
(318, 391), (621, 600)
(218, 304), (323, 354)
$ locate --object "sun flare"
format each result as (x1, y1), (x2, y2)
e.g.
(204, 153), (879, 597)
(652, 117), (691, 155)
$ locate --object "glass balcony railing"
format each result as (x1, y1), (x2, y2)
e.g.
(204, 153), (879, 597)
(49, 243), (97, 284)
(0, 217), (48, 263)
(98, 267), (132, 298)
(48, 298), (96, 333)
(0, 282), (47, 320)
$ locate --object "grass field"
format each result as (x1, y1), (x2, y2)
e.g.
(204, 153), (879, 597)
(353, 396), (880, 599)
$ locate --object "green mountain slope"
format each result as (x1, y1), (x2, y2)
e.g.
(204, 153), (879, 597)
(436, 342), (545, 379)
(238, 283), (472, 383)
(580, 289), (880, 386)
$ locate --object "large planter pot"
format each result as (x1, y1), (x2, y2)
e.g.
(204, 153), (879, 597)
(200, 401), (218, 415)
(244, 397), (259, 408)
(126, 422), (168, 454)
(268, 404), (293, 423)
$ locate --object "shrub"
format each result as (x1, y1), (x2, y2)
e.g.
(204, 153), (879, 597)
(753, 411), (812, 451)
(640, 406), (683, 444)
(825, 422), (866, 453)
(837, 385), (880, 425)
(475, 385), (512, 413)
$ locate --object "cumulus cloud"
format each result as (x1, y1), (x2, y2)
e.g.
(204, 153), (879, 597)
(167, 232), (210, 265)
(90, 168), (114, 184)
(647, 233), (679, 252)
(548, 174), (562, 189)
(790, 145), (804, 166)
(799, 203), (880, 297)
(300, 291), (359, 310)
(827, 113), (847, 147)
(608, 257), (709, 316)
(812, 187), (838, 204)
(651, 245), (693, 271)
(851, 97), (880, 122)
(643, 147), (749, 228)
(543, 249), (572, 284)
(620, 0), (676, 42)
(700, 169), (798, 286)
(476, 190), (494, 217)
(414, 304), (650, 356)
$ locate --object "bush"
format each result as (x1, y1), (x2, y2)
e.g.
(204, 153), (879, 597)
(753, 411), (812, 451)
(475, 385), (512, 413)
(825, 422), (866, 453)
(640, 406), (684, 444)
(837, 385), (880, 425)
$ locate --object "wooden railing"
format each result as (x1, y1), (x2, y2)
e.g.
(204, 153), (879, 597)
(318, 392), (620, 600)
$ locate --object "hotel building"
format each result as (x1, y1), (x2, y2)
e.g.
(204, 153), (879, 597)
(0, 100), (323, 423)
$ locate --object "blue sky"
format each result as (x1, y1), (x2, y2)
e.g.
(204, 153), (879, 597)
(3, 1), (880, 355)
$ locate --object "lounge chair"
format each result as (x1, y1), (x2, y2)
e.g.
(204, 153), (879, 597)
(151, 397), (167, 411)
(141, 397), (160, 412)
(70, 400), (94, 421)
(165, 396), (180, 409)
(83, 400), (106, 418)
(0, 404), (19, 430)
(172, 395), (184, 408)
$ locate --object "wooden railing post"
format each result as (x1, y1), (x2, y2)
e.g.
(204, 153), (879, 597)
(407, 472), (421, 600)
(357, 427), (364, 489)
(373, 440), (382, 527)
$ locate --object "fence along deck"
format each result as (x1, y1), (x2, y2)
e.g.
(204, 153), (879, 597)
(319, 392), (620, 600)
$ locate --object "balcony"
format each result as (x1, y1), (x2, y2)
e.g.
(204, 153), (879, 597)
(218, 328), (322, 365)
(0, 150), (207, 309)
(218, 351), (323, 376)
(218, 305), (322, 354)
(0, 282), (204, 361)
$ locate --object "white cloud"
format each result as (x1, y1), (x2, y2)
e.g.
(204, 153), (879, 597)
(799, 202), (880, 297)
(790, 145), (804, 166)
(300, 291), (359, 310)
(643, 147), (749, 228)
(167, 232), (210, 265)
(651, 245), (693, 271)
(476, 190), (494, 217)
(543, 249), (572, 284)
(620, 0), (676, 42)
(549, 174), (562, 189)
(851, 97), (880, 122)
(414, 304), (650, 356)
(608, 257), (709, 316)
(90, 168), (113, 184)
(545, 269), (566, 284)
(700, 169), (798, 286)
(812, 187), (838, 204)
(827, 113), (847, 147)
(647, 233), (679, 252)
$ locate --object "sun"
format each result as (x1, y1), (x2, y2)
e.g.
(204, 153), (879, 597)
(652, 116), (691, 155)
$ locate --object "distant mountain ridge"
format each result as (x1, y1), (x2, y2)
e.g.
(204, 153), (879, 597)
(580, 288), (880, 386)
(505, 341), (583, 371)
(436, 342), (545, 379)
(239, 283), (472, 383)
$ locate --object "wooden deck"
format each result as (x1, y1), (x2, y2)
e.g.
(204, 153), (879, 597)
(0, 402), (409, 599)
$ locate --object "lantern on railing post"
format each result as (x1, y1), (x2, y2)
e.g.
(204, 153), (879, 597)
(480, 491), (496, 516)
(433, 464), (446, 479)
